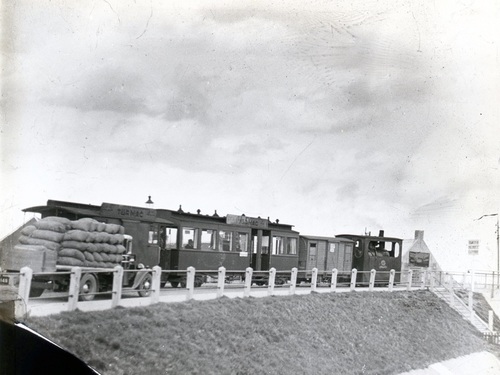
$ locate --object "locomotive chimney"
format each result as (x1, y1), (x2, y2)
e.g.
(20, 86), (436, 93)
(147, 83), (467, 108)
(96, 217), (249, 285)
(379, 230), (384, 237)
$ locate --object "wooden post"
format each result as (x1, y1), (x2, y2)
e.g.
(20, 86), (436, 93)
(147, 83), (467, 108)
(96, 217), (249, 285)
(186, 267), (195, 301)
(150, 266), (161, 304)
(111, 266), (124, 308)
(469, 270), (476, 319)
(311, 268), (318, 292)
(16, 267), (33, 319)
(18, 267), (33, 305)
(369, 269), (376, 291)
(217, 267), (226, 298)
(491, 272), (495, 299)
(244, 267), (253, 298)
(389, 269), (395, 292)
(350, 269), (357, 291)
(330, 269), (338, 291)
(268, 268), (276, 296)
(489, 311), (494, 332)
(429, 271), (434, 292)
(448, 276), (455, 308)
(289, 267), (297, 295)
(407, 269), (413, 291)
(68, 267), (82, 312)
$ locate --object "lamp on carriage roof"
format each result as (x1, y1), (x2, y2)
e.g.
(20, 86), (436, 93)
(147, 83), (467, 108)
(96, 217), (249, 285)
(145, 196), (154, 207)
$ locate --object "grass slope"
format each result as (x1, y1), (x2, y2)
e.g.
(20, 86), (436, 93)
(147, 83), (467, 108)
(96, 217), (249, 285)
(25, 291), (495, 375)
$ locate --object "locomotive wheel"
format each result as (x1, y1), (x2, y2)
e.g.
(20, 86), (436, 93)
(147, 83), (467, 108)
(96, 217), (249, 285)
(79, 274), (97, 301)
(194, 277), (204, 288)
(275, 278), (286, 286)
(138, 273), (153, 297)
(170, 281), (179, 288)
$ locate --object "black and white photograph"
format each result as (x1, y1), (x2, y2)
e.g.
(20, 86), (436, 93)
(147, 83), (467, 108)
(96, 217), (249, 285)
(1, 1), (499, 374)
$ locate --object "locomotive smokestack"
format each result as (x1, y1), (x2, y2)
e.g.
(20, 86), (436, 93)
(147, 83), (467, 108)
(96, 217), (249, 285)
(379, 230), (384, 237)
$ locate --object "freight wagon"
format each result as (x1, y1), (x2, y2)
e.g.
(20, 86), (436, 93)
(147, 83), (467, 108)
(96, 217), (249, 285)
(298, 235), (354, 283)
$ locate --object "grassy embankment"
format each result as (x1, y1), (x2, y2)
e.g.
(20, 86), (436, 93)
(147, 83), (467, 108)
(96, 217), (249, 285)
(26, 290), (496, 375)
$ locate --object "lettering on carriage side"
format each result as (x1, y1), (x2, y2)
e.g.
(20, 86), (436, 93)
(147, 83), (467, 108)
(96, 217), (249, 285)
(101, 203), (157, 220)
(226, 214), (268, 229)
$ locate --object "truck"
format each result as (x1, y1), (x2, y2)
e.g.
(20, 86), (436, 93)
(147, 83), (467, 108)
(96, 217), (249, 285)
(0, 200), (171, 301)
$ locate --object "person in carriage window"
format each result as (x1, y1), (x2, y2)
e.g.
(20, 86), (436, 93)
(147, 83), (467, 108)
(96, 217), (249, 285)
(185, 239), (194, 249)
(368, 242), (377, 256)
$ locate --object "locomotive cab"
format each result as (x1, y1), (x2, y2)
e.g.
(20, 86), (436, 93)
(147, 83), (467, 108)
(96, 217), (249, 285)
(337, 230), (402, 285)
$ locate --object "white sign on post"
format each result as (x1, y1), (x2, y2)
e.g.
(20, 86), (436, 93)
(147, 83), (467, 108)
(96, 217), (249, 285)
(468, 240), (479, 255)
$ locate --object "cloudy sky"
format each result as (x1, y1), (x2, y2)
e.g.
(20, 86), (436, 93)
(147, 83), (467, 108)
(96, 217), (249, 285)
(1, 0), (499, 271)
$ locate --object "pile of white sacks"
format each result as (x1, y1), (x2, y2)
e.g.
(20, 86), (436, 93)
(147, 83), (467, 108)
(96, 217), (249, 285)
(18, 217), (127, 268)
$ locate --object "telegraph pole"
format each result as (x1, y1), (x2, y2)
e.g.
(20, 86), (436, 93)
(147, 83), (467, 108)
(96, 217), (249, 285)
(476, 213), (499, 289)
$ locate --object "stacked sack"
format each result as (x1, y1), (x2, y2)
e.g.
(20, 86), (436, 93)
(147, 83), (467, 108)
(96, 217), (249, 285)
(17, 216), (70, 270)
(59, 218), (127, 268)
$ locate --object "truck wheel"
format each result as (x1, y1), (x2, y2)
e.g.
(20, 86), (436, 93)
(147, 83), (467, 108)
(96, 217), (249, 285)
(138, 273), (152, 297)
(29, 288), (44, 298)
(79, 274), (97, 301)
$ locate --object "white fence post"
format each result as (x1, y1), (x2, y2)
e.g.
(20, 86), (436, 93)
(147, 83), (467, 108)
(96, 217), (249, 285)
(429, 271), (434, 292)
(350, 269), (357, 291)
(268, 268), (276, 296)
(407, 269), (413, 291)
(68, 267), (82, 311)
(289, 268), (297, 295)
(18, 267), (33, 305)
(311, 268), (318, 292)
(244, 267), (253, 298)
(448, 276), (455, 308)
(489, 311), (494, 332)
(151, 266), (162, 304)
(217, 267), (226, 298)
(369, 269), (376, 291)
(331, 269), (338, 291)
(186, 267), (195, 301)
(389, 270), (395, 292)
(111, 266), (124, 308)
(16, 267), (33, 319)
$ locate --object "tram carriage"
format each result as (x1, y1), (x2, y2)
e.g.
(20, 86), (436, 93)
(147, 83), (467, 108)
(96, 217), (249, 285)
(155, 207), (300, 286)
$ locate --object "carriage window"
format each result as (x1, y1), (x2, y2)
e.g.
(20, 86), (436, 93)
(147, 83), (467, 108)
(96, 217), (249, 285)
(252, 235), (270, 254)
(369, 241), (400, 257)
(201, 229), (217, 251)
(235, 232), (248, 252)
(272, 236), (284, 255)
(218, 230), (233, 251)
(163, 227), (178, 249)
(148, 229), (158, 245)
(287, 238), (297, 255)
(182, 228), (198, 249)
(262, 236), (269, 254)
